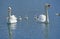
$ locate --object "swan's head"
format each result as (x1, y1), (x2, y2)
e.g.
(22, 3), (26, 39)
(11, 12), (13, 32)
(8, 6), (12, 12)
(45, 3), (51, 8)
(8, 6), (12, 10)
(8, 6), (12, 16)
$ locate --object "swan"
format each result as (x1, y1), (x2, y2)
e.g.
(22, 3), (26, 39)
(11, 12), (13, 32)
(18, 16), (22, 22)
(7, 7), (17, 23)
(34, 3), (51, 23)
(56, 13), (60, 16)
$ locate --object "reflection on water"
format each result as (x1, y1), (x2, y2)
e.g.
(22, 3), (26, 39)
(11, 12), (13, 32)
(7, 22), (49, 39)
(41, 23), (49, 39)
(7, 23), (17, 39)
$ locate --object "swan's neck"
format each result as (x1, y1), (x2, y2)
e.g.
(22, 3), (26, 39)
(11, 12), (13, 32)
(45, 7), (49, 23)
(8, 11), (11, 17)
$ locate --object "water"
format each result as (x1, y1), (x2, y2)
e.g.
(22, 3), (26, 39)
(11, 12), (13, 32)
(0, 0), (60, 39)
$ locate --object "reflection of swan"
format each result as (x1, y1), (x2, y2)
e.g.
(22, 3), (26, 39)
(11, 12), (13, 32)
(41, 23), (49, 39)
(8, 23), (17, 30)
(7, 23), (16, 39)
(7, 7), (17, 23)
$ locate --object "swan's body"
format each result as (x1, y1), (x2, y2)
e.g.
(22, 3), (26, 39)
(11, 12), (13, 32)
(38, 3), (50, 23)
(38, 14), (46, 22)
(7, 7), (17, 23)
(34, 14), (49, 23)
(34, 14), (46, 22)
(8, 15), (17, 23)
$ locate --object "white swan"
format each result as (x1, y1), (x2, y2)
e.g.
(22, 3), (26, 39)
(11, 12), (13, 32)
(34, 3), (51, 23)
(7, 7), (17, 23)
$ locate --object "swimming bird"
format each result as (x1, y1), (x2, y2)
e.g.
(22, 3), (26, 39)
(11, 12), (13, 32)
(18, 16), (22, 22)
(24, 16), (28, 21)
(34, 3), (51, 23)
(56, 13), (60, 16)
(7, 6), (17, 24)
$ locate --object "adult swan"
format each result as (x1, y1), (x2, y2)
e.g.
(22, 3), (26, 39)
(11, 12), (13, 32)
(7, 7), (17, 24)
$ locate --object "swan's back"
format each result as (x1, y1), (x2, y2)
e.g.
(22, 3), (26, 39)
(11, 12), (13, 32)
(8, 15), (17, 23)
(38, 14), (46, 22)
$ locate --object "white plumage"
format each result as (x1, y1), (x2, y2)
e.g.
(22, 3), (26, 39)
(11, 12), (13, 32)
(8, 15), (17, 23)
(38, 14), (46, 23)
(7, 7), (17, 23)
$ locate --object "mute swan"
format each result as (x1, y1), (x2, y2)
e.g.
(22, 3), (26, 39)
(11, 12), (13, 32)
(7, 7), (17, 23)
(34, 3), (51, 23)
